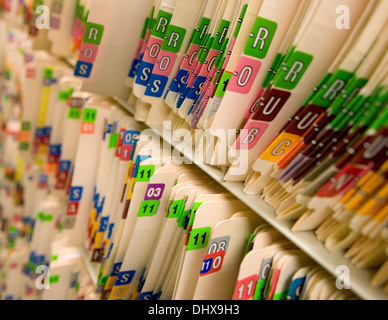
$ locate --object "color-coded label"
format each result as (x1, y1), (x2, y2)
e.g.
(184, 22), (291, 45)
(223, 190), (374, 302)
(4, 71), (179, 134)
(137, 165), (155, 182)
(233, 275), (258, 300)
(187, 227), (211, 251)
(138, 200), (160, 217)
(274, 51), (313, 90)
(228, 56), (262, 94)
(244, 17), (277, 59)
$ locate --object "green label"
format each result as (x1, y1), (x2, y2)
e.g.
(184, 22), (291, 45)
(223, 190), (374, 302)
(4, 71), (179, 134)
(187, 227), (211, 251)
(213, 19), (230, 51)
(234, 4), (248, 38)
(312, 69), (354, 107)
(49, 275), (60, 285)
(162, 25), (186, 53)
(168, 199), (184, 219)
(329, 76), (368, 116)
(109, 133), (119, 149)
(244, 17), (277, 59)
(68, 108), (81, 120)
(58, 90), (70, 101)
(138, 200), (160, 217)
(82, 108), (97, 123)
(19, 142), (29, 151)
(178, 209), (190, 228)
(273, 290), (288, 300)
(215, 71), (232, 98)
(42, 214), (53, 222)
(253, 279), (266, 300)
(83, 22), (104, 45)
(21, 121), (31, 131)
(44, 68), (53, 79)
(137, 165), (155, 182)
(192, 17), (210, 45)
(151, 10), (173, 39)
(51, 254), (58, 262)
(274, 51), (313, 90)
(98, 275), (108, 287)
(187, 202), (203, 229)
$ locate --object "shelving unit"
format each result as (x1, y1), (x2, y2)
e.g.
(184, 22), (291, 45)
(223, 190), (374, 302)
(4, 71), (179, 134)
(61, 58), (388, 300)
(112, 96), (388, 301)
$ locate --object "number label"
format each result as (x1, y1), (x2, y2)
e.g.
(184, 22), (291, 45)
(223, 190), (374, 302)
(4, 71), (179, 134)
(187, 227), (211, 251)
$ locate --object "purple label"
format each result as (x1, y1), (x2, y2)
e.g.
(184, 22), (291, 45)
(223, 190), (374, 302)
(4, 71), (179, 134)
(144, 184), (165, 201)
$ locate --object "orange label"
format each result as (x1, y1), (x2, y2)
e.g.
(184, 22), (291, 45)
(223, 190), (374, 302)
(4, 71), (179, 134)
(260, 132), (300, 163)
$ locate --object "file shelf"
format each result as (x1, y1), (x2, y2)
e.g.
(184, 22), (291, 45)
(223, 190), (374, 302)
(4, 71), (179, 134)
(102, 96), (388, 301)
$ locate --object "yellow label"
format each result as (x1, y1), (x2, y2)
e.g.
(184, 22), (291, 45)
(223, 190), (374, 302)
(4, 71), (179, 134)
(374, 205), (388, 223)
(37, 86), (51, 127)
(94, 232), (104, 250)
(89, 208), (97, 227)
(105, 276), (118, 291)
(109, 285), (129, 300)
(91, 215), (101, 239)
(260, 133), (300, 163)
(126, 178), (137, 200)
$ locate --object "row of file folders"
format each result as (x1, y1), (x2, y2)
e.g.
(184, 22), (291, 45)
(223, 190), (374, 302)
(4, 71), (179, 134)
(0, 0), (387, 299)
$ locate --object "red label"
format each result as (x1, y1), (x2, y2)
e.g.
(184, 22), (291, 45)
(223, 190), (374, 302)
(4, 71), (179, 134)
(66, 202), (80, 216)
(252, 88), (291, 122)
(317, 164), (371, 198)
(286, 104), (326, 136)
(233, 274), (258, 300)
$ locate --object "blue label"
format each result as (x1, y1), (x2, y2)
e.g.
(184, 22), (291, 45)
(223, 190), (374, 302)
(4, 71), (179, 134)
(168, 69), (189, 93)
(287, 277), (305, 300)
(115, 270), (135, 286)
(135, 60), (154, 86)
(132, 155), (152, 178)
(200, 258), (213, 275)
(59, 160), (71, 172)
(107, 223), (114, 239)
(139, 291), (153, 300)
(74, 61), (93, 78)
(110, 262), (123, 277)
(145, 74), (169, 98)
(49, 144), (61, 155)
(69, 186), (83, 202)
(187, 76), (206, 100)
(98, 217), (109, 232)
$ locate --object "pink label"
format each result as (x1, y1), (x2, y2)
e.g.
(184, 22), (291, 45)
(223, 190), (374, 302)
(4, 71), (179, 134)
(234, 120), (269, 150)
(228, 56), (261, 94)
(153, 51), (177, 76)
(181, 44), (200, 70)
(78, 43), (99, 63)
(72, 19), (80, 42)
(140, 30), (151, 56)
(199, 49), (219, 77)
(143, 36), (163, 63)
